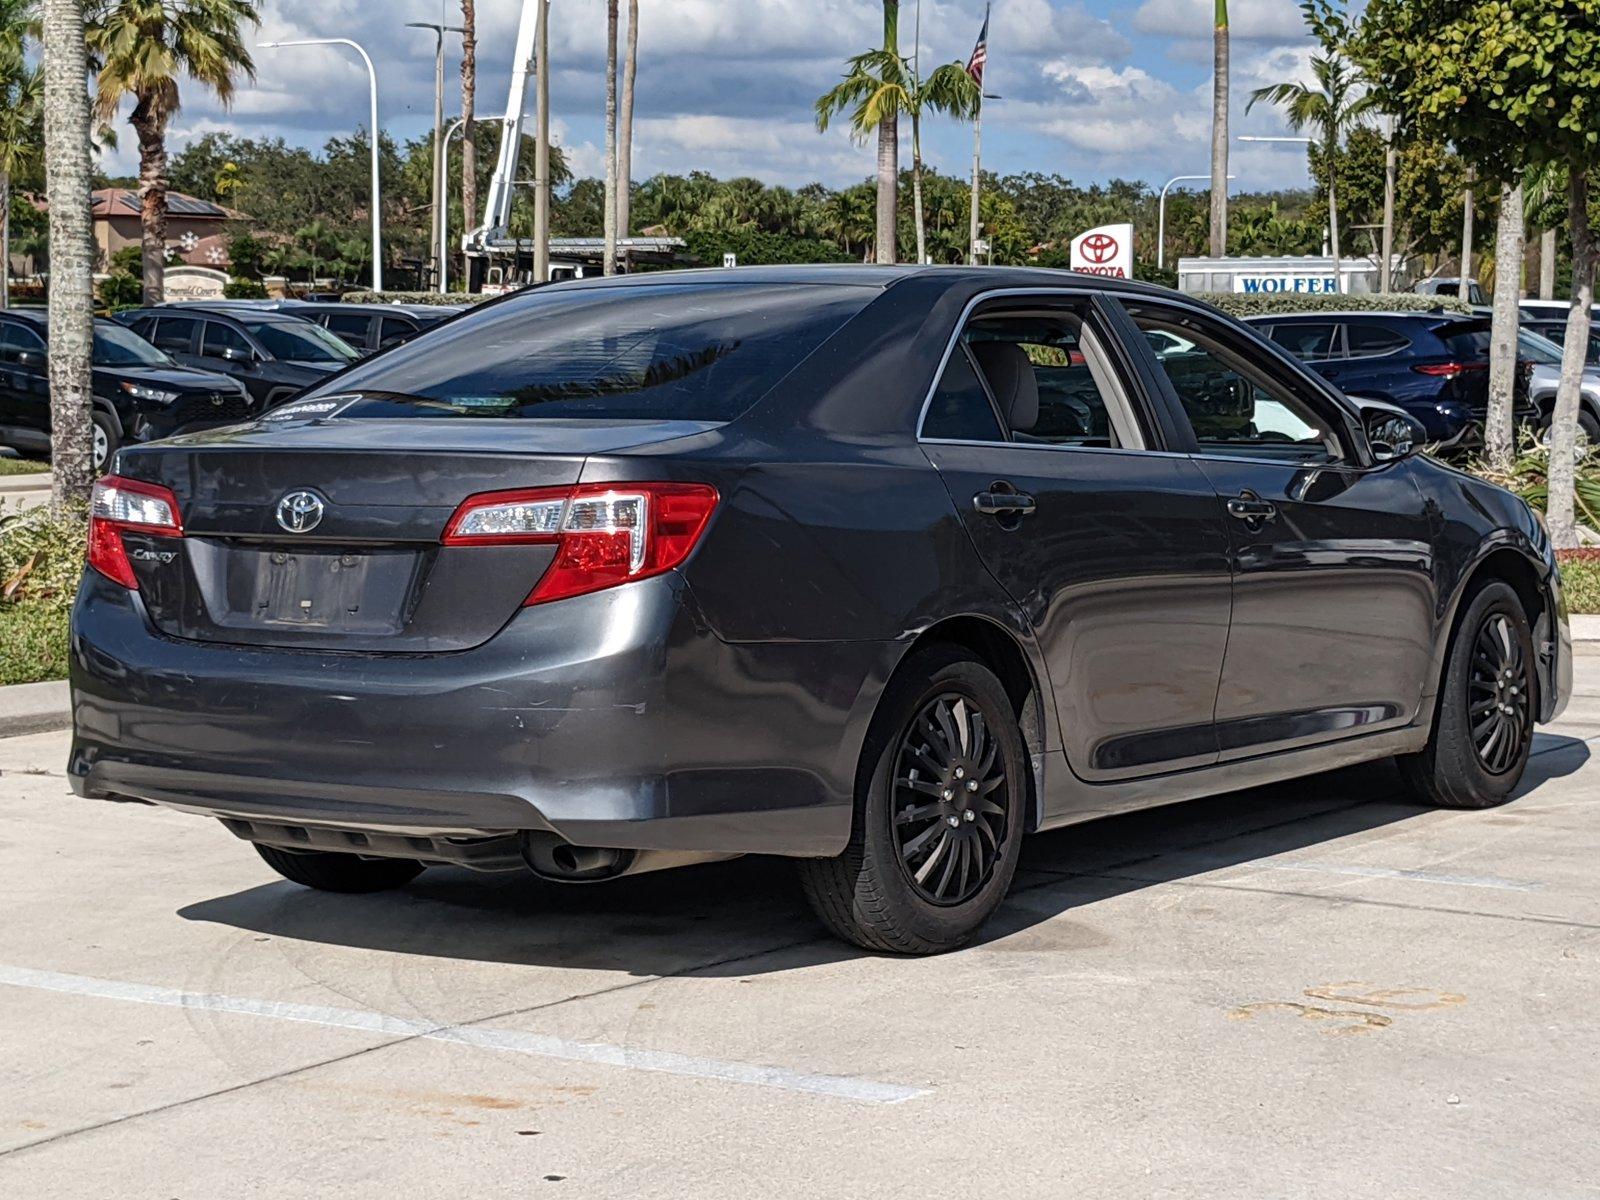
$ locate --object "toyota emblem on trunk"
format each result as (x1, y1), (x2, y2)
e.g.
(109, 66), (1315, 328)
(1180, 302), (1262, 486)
(276, 491), (325, 533)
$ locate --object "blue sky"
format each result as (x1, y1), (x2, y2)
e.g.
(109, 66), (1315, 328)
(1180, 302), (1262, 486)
(102, 0), (1324, 195)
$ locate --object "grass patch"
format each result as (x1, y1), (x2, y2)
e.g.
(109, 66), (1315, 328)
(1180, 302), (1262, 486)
(0, 456), (49, 476)
(0, 499), (85, 685)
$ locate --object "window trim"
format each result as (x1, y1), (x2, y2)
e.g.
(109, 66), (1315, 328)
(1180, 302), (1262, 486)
(915, 287), (1169, 455)
(1120, 296), (1373, 470)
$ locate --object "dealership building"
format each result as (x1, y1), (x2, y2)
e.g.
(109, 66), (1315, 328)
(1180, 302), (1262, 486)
(1175, 254), (1407, 296)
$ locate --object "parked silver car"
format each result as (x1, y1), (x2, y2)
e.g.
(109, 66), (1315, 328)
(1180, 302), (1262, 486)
(1521, 328), (1600, 440)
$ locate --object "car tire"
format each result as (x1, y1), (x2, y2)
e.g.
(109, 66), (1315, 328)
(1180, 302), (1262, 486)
(798, 645), (1028, 954)
(1398, 580), (1536, 809)
(1539, 406), (1600, 445)
(254, 843), (425, 893)
(92, 411), (119, 474)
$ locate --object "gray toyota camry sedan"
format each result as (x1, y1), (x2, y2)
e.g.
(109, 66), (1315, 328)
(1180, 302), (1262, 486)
(68, 267), (1572, 954)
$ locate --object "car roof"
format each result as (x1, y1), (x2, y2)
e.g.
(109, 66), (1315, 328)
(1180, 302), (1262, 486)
(128, 305), (306, 326)
(535, 263), (1183, 301)
(1243, 310), (1455, 324)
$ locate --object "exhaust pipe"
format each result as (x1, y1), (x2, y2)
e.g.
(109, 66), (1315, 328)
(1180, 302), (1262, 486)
(521, 833), (737, 883)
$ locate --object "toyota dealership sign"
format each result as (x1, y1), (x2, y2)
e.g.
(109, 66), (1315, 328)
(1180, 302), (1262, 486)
(1069, 223), (1135, 279)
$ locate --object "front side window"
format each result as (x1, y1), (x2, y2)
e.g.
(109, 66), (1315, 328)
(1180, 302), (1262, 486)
(0, 321), (44, 364)
(202, 321), (252, 359)
(244, 320), (359, 364)
(1269, 322), (1339, 360)
(151, 316), (198, 354)
(296, 283), (874, 421)
(325, 312), (373, 341)
(1128, 303), (1346, 464)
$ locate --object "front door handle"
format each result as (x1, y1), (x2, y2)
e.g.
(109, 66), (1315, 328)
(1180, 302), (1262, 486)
(974, 490), (1037, 517)
(1226, 492), (1277, 523)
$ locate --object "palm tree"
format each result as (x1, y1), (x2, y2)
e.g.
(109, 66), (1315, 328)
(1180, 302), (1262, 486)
(460, 0), (477, 243)
(602, 0), (618, 275)
(817, 1), (901, 264)
(617, 0), (638, 245)
(909, 62), (980, 264)
(1209, 0), (1228, 257)
(40, 0), (96, 506)
(86, 0), (259, 305)
(0, 0), (41, 309)
(295, 218), (331, 282)
(1247, 1), (1374, 292)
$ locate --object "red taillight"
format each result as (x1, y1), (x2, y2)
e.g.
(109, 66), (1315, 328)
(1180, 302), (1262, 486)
(441, 482), (719, 606)
(87, 475), (183, 590)
(1413, 361), (1487, 378)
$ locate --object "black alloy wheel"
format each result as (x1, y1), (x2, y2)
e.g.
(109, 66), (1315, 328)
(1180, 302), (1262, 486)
(892, 693), (1010, 905)
(1469, 611), (1532, 775)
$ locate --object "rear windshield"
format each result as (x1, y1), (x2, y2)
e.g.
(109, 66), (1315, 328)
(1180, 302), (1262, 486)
(1434, 320), (1492, 359)
(295, 283), (874, 422)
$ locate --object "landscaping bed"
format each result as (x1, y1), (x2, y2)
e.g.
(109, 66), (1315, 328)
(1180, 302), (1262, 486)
(0, 501), (84, 686)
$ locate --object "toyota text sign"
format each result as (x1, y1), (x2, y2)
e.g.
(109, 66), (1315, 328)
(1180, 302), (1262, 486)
(1069, 223), (1134, 279)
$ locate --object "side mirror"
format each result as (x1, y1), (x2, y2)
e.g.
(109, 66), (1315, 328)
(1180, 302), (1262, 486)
(221, 346), (257, 365)
(15, 349), (43, 369)
(1357, 400), (1428, 462)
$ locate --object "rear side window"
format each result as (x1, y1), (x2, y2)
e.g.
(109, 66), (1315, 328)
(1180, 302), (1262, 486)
(202, 321), (252, 358)
(1269, 323), (1338, 360)
(301, 283), (875, 422)
(1435, 321), (1492, 359)
(324, 312), (373, 342)
(1345, 322), (1410, 356)
(922, 346), (1004, 441)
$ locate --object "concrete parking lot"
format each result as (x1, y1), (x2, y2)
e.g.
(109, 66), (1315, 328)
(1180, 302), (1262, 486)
(2, 667), (1599, 1197)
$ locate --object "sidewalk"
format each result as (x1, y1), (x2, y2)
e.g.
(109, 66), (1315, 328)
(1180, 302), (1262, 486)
(0, 680), (70, 738)
(0, 471), (51, 513)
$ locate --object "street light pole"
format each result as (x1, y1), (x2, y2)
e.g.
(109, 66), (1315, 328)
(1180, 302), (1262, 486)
(1159, 173), (1234, 271)
(440, 112), (502, 295)
(408, 19), (465, 293)
(262, 38), (384, 292)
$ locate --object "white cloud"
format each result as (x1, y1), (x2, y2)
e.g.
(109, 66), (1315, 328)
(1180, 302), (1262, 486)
(1132, 0), (1308, 42)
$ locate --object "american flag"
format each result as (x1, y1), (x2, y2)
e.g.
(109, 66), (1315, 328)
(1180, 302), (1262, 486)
(966, 4), (989, 86)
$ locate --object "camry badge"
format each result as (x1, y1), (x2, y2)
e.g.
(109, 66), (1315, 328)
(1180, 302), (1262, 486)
(275, 490), (325, 534)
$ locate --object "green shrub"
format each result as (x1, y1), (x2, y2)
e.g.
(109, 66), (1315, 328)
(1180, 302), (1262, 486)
(1558, 550), (1600, 615)
(223, 278), (268, 299)
(0, 500), (86, 686)
(1198, 291), (1475, 319)
(98, 272), (143, 308)
(681, 229), (851, 267)
(341, 291), (483, 306)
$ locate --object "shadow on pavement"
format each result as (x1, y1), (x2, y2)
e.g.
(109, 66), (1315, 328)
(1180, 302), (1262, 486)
(177, 738), (1591, 977)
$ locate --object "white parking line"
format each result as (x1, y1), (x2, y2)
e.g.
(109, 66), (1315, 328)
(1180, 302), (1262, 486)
(1268, 861), (1540, 891)
(0, 963), (928, 1106)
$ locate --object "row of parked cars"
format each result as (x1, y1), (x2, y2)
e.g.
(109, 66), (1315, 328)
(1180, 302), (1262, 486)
(0, 299), (463, 470)
(1243, 300), (1600, 450)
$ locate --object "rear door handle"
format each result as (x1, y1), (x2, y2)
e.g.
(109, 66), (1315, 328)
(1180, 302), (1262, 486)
(1226, 493), (1277, 523)
(973, 490), (1037, 516)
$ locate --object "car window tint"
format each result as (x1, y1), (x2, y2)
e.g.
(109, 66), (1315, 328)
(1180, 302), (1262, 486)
(299, 283), (875, 422)
(1345, 322), (1410, 356)
(0, 321), (43, 363)
(378, 316), (415, 346)
(202, 321), (253, 358)
(961, 312), (1141, 449)
(1269, 322), (1338, 360)
(1435, 321), (1492, 359)
(922, 345), (1004, 441)
(1129, 304), (1344, 464)
(152, 316), (198, 354)
(325, 312), (373, 341)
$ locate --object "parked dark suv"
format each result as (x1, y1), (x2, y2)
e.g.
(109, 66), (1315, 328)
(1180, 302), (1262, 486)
(116, 306), (359, 409)
(1244, 310), (1537, 450)
(70, 268), (1570, 954)
(0, 310), (252, 470)
(167, 300), (466, 357)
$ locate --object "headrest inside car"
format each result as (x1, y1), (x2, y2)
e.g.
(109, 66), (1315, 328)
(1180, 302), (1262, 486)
(970, 341), (1039, 433)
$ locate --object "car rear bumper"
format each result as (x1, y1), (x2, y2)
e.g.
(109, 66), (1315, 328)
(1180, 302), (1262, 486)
(68, 571), (887, 859)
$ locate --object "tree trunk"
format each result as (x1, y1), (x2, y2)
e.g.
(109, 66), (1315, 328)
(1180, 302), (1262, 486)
(1458, 169), (1475, 303)
(1, 170), (10, 309)
(1547, 170), (1595, 550)
(912, 111), (926, 264)
(1208, 5), (1228, 258)
(1327, 150), (1341, 293)
(602, 0), (618, 275)
(41, 0), (96, 508)
(875, 0), (898, 265)
(460, 0), (477, 251)
(1541, 227), (1557, 300)
(131, 98), (168, 305)
(1380, 119), (1396, 292)
(1486, 180), (1524, 473)
(618, 0), (637, 246)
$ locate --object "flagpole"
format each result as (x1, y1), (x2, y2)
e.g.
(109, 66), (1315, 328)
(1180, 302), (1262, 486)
(968, 95), (983, 266)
